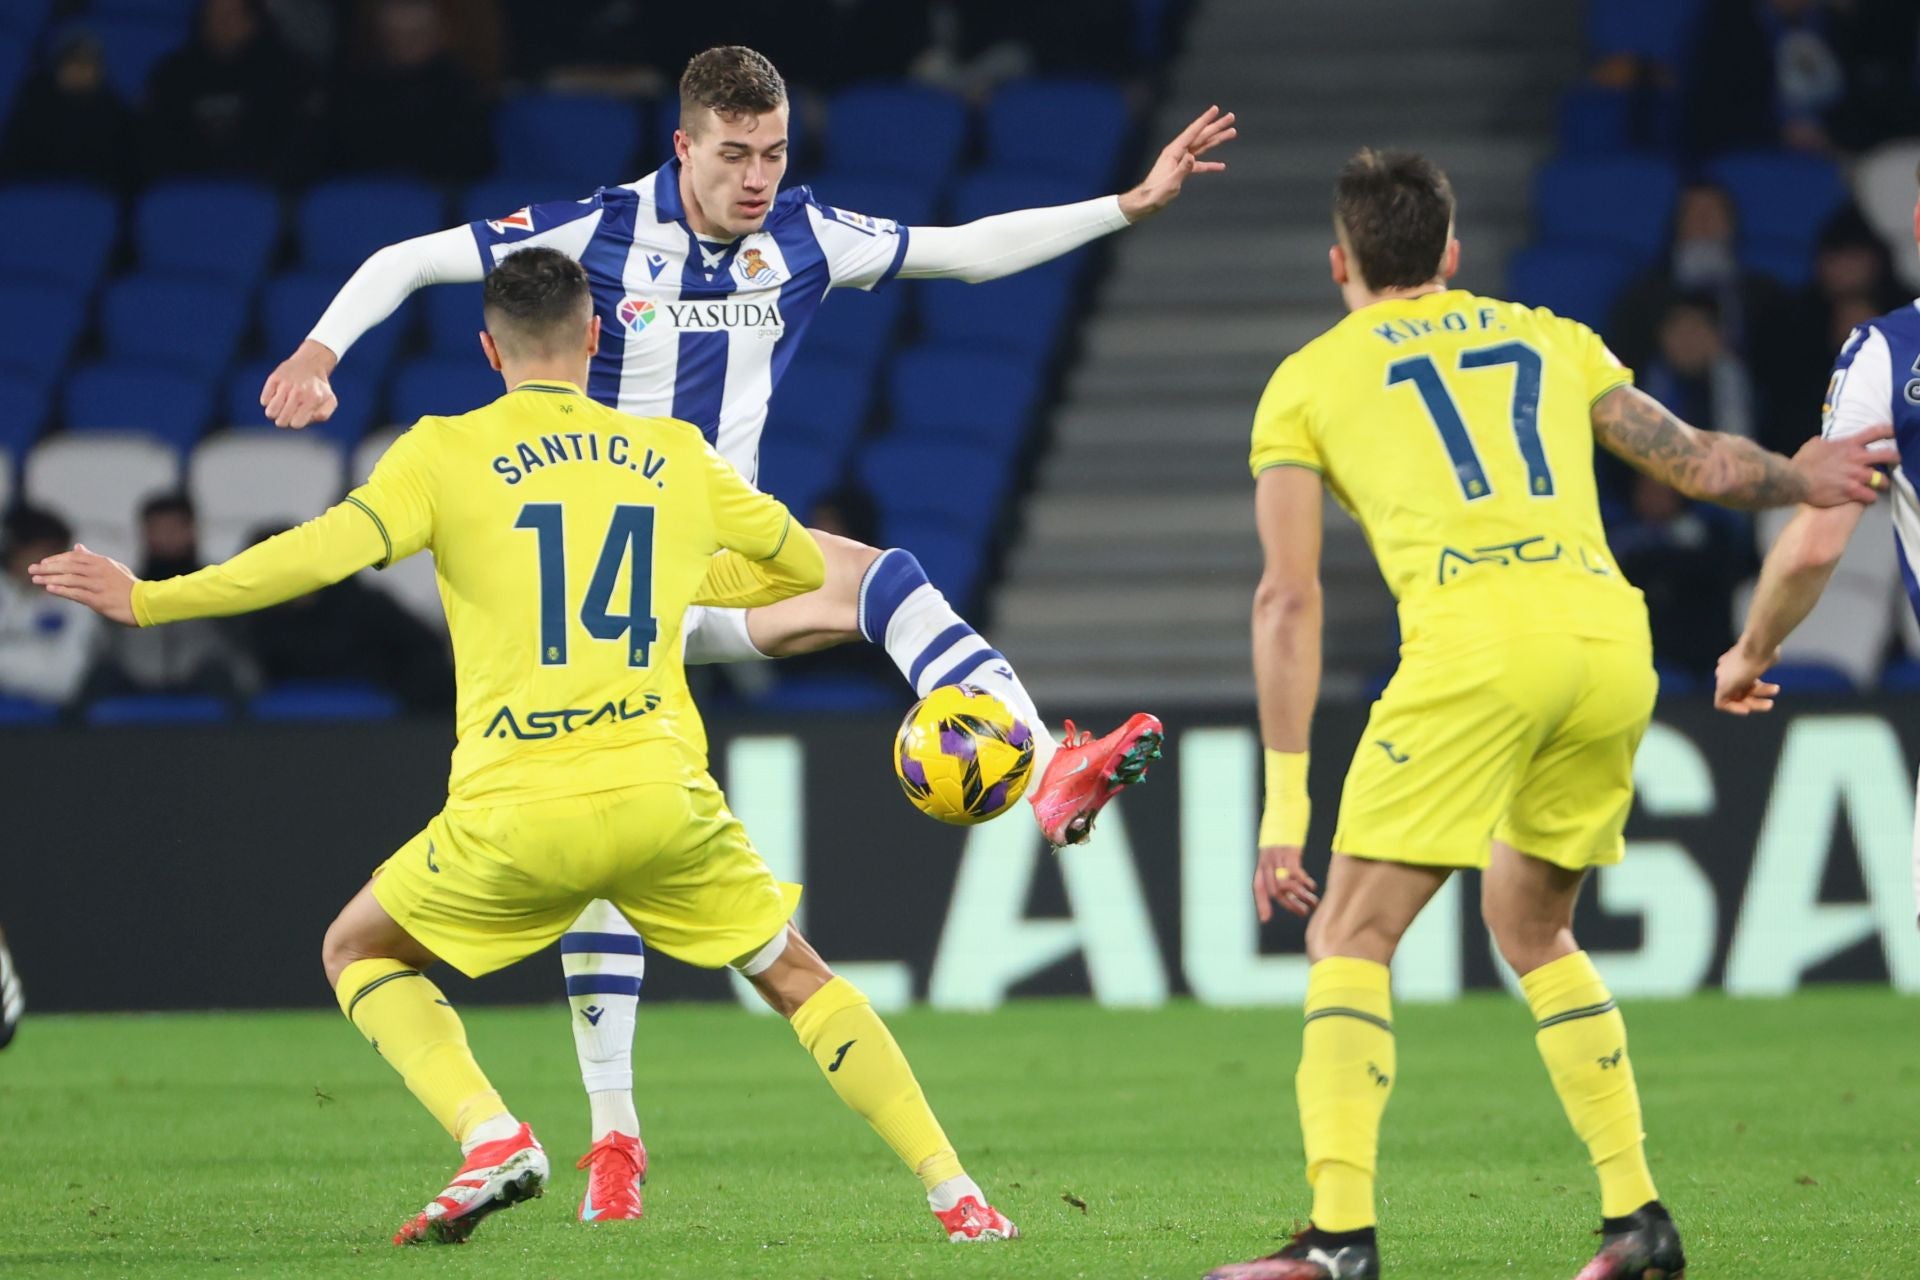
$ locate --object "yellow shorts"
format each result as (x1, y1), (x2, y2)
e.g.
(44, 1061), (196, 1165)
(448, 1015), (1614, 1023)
(370, 779), (801, 978)
(1332, 633), (1657, 871)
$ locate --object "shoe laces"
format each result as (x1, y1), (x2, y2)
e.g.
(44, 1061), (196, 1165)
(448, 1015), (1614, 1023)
(577, 1135), (641, 1189)
(1059, 719), (1091, 749)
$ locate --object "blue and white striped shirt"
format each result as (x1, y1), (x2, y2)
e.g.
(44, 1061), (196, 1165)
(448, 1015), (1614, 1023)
(468, 159), (909, 478)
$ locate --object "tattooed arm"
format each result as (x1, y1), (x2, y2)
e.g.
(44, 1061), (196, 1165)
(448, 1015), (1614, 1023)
(1589, 385), (1889, 510)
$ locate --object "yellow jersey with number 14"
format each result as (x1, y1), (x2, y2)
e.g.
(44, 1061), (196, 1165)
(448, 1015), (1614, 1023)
(1250, 289), (1649, 652)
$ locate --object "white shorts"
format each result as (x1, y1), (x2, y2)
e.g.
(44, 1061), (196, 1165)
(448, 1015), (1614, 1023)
(683, 606), (768, 665)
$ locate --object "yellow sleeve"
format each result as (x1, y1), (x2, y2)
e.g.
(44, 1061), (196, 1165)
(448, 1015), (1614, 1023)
(1547, 310), (1634, 404)
(693, 445), (825, 607)
(343, 423), (438, 568)
(132, 501), (388, 625)
(1249, 355), (1323, 478)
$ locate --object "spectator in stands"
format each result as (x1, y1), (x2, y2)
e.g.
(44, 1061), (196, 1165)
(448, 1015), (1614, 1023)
(1607, 182), (1785, 374)
(1641, 295), (1756, 442)
(1756, 206), (1909, 451)
(1686, 0), (1920, 156)
(919, 0), (1135, 95)
(328, 0), (493, 183)
(236, 524), (453, 711)
(0, 32), (138, 191)
(82, 494), (249, 704)
(143, 0), (314, 183)
(1608, 473), (1755, 679)
(0, 507), (96, 708)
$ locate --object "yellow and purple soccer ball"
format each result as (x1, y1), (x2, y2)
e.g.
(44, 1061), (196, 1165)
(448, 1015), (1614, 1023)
(893, 685), (1036, 824)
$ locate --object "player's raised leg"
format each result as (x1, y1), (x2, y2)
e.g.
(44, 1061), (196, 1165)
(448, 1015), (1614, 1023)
(742, 533), (1162, 845)
(557, 899), (648, 1221)
(736, 924), (1017, 1243)
(1483, 843), (1684, 1280)
(323, 883), (548, 1246)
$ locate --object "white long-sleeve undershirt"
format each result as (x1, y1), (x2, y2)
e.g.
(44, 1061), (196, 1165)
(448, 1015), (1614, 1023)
(304, 196), (1131, 362)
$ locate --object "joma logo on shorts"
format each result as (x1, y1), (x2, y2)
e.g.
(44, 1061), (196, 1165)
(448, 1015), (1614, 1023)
(484, 692), (662, 740)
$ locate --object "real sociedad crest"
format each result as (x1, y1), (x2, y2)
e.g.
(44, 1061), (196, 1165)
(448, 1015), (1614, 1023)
(734, 248), (783, 286)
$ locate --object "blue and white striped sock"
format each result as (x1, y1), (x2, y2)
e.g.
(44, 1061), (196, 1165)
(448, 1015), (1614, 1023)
(561, 899), (646, 1141)
(858, 549), (1055, 774)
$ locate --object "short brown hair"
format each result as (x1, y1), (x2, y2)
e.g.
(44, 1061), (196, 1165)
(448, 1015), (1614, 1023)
(679, 46), (786, 131)
(483, 247), (592, 357)
(1333, 148), (1456, 291)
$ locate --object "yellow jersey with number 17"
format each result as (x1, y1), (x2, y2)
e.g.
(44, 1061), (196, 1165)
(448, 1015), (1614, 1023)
(1250, 289), (1649, 651)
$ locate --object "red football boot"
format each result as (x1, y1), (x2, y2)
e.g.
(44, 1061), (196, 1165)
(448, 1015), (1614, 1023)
(576, 1132), (646, 1222)
(392, 1123), (547, 1246)
(1028, 713), (1164, 846)
(934, 1195), (1019, 1243)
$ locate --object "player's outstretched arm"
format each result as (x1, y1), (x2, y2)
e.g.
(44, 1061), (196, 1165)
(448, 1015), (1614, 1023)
(32, 503), (388, 626)
(1250, 464), (1324, 923)
(1590, 385), (1891, 510)
(893, 106), (1235, 284)
(260, 227), (485, 429)
(1713, 502), (1867, 715)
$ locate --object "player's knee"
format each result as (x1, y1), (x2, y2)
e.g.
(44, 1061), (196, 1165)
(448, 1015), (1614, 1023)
(1485, 910), (1575, 976)
(1305, 904), (1402, 966)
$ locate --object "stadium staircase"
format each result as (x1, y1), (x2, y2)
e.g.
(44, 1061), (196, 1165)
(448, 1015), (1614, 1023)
(992, 0), (1582, 707)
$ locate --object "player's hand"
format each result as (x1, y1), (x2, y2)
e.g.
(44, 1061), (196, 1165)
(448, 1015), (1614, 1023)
(1118, 105), (1236, 223)
(1253, 845), (1319, 922)
(1790, 424), (1894, 507)
(260, 338), (340, 429)
(29, 544), (140, 626)
(1713, 640), (1781, 715)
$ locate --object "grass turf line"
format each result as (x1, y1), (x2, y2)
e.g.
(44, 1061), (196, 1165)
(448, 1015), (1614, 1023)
(2, 990), (1916, 1278)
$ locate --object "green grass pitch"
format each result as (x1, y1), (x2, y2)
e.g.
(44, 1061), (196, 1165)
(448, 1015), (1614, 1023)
(4, 990), (1917, 1278)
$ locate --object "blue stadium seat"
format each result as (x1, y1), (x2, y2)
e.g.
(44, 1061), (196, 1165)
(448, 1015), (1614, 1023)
(86, 693), (232, 726)
(1585, 0), (1708, 65)
(422, 282), (486, 357)
(1739, 240), (1815, 288)
(64, 361), (214, 449)
(858, 439), (1014, 532)
(1707, 150), (1850, 266)
(985, 79), (1131, 188)
(1880, 656), (1920, 693)
(263, 271), (410, 377)
(0, 282), (88, 387)
(250, 680), (401, 722)
(0, 184), (119, 291)
(298, 178), (445, 273)
(1763, 662), (1854, 695)
(135, 180), (281, 286)
(389, 356), (506, 423)
(803, 172), (936, 228)
(877, 511), (989, 607)
(753, 440), (843, 517)
(766, 355), (874, 453)
(494, 93), (646, 192)
(806, 286), (903, 376)
(0, 694), (59, 726)
(888, 348), (1041, 446)
(0, 33), (27, 122)
(56, 16), (186, 101)
(950, 170), (1105, 232)
(1532, 155), (1680, 265)
(0, 373), (52, 457)
(224, 360), (376, 446)
(1652, 660), (1701, 697)
(823, 83), (968, 186)
(755, 673), (895, 713)
(99, 275), (249, 377)
(1506, 244), (1636, 329)
(91, 0), (199, 18)
(0, 0), (54, 35)
(916, 262), (1075, 359)
(1559, 86), (1633, 155)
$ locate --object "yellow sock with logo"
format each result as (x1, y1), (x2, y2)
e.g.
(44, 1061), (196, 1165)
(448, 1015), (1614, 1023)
(791, 976), (964, 1191)
(1297, 957), (1396, 1232)
(335, 958), (508, 1145)
(1521, 951), (1659, 1218)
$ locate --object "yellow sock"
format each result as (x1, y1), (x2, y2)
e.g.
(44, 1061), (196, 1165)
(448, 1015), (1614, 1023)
(335, 959), (508, 1145)
(1297, 957), (1395, 1232)
(791, 977), (963, 1191)
(1521, 951), (1659, 1219)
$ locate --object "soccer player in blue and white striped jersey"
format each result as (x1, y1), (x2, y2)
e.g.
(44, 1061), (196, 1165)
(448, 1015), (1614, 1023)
(260, 44), (1232, 1220)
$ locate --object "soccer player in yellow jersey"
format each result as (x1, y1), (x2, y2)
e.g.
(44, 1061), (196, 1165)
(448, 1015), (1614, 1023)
(31, 248), (1020, 1247)
(1205, 151), (1890, 1280)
